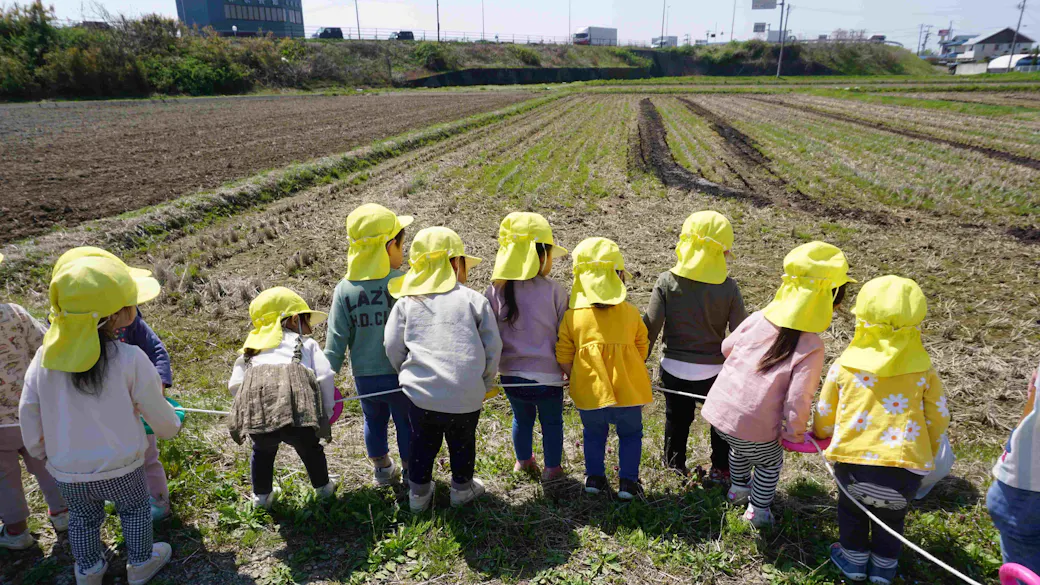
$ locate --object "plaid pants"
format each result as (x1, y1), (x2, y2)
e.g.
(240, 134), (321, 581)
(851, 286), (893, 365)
(57, 467), (153, 568)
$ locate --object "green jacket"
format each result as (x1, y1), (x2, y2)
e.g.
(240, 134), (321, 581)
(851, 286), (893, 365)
(323, 270), (401, 377)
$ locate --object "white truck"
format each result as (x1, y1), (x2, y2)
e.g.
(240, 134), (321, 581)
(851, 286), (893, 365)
(573, 27), (618, 46)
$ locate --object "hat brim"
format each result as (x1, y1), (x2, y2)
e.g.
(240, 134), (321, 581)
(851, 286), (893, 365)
(464, 255), (482, 270)
(549, 244), (569, 258)
(290, 310), (328, 327)
(128, 266), (153, 278)
(398, 216), (414, 230)
(134, 276), (161, 305)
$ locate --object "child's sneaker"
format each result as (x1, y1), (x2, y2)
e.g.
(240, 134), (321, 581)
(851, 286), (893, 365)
(74, 559), (107, 585)
(150, 498), (171, 522)
(316, 480), (337, 499)
(409, 483), (433, 513)
(251, 486), (281, 510)
(727, 484), (752, 507)
(0, 525), (35, 550)
(617, 479), (644, 501)
(707, 467), (731, 486)
(514, 457), (540, 476)
(829, 543), (868, 581)
(374, 460), (401, 486)
(541, 466), (566, 482)
(450, 478), (486, 507)
(742, 503), (774, 528)
(50, 509), (70, 532)
(584, 475), (609, 494)
(867, 553), (898, 584)
(127, 542), (172, 585)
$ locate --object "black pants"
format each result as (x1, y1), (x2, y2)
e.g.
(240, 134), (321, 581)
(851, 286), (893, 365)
(250, 426), (329, 495)
(661, 370), (729, 472)
(408, 402), (481, 487)
(835, 463), (923, 560)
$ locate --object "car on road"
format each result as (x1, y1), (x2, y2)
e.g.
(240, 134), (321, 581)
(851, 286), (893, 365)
(390, 31), (415, 40)
(314, 27), (344, 39)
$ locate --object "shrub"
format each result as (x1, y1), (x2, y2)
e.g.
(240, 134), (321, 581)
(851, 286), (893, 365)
(508, 45), (541, 67)
(610, 47), (651, 68)
(413, 41), (458, 71)
(0, 54), (34, 96)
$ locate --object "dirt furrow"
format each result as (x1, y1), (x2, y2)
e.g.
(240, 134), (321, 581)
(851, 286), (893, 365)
(745, 95), (1040, 172)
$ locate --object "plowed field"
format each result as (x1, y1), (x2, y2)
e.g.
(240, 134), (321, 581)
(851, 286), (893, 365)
(0, 91), (532, 244)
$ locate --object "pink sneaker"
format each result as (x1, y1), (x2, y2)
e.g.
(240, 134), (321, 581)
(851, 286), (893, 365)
(513, 458), (540, 476)
(541, 466), (566, 482)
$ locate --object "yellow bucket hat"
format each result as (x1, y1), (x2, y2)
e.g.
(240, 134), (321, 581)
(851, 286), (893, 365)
(43, 256), (161, 373)
(344, 203), (414, 281)
(52, 246), (160, 305)
(490, 212), (568, 281)
(242, 287), (328, 352)
(388, 227), (481, 298)
(570, 237), (628, 309)
(671, 211), (733, 285)
(840, 275), (931, 377)
(761, 241), (856, 333)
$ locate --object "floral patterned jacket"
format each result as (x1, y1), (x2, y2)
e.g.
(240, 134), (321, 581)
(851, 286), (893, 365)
(0, 304), (47, 426)
(812, 361), (950, 472)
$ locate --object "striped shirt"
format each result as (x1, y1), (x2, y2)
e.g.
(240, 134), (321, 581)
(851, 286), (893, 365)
(993, 361), (1040, 491)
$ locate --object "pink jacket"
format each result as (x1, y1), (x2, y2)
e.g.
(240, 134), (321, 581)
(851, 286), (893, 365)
(701, 311), (825, 443)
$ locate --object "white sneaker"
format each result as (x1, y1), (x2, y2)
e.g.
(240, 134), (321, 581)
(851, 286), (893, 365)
(409, 484), (433, 513)
(74, 559), (107, 585)
(449, 478), (486, 508)
(742, 504), (775, 528)
(251, 486), (282, 510)
(50, 510), (70, 532)
(127, 542), (172, 585)
(374, 460), (401, 486)
(0, 525), (35, 550)
(727, 485), (752, 507)
(316, 480), (337, 499)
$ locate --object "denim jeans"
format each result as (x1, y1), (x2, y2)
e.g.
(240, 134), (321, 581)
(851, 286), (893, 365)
(501, 376), (565, 468)
(987, 479), (1040, 574)
(578, 406), (643, 482)
(356, 374), (412, 462)
(250, 426), (329, 494)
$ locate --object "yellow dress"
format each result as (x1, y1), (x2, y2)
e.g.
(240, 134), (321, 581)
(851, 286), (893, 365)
(556, 302), (653, 410)
(812, 363), (950, 472)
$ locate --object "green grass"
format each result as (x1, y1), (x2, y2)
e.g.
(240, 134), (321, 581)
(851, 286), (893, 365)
(808, 88), (1040, 117)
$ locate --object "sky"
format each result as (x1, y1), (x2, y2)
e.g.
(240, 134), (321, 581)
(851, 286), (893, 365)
(42, 0), (1040, 51)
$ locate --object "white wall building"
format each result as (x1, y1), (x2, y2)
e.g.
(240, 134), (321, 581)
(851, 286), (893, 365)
(959, 28), (1036, 61)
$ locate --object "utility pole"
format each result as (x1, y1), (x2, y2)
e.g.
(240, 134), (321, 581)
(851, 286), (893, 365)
(354, 0), (361, 40)
(436, 0), (440, 42)
(666, 5), (671, 37)
(1008, 0), (1027, 72)
(568, 0), (571, 44)
(916, 24), (925, 56)
(775, 0), (789, 77)
(660, 0), (666, 46)
(481, 0), (485, 41)
(730, 0), (737, 41)
(922, 28), (932, 55)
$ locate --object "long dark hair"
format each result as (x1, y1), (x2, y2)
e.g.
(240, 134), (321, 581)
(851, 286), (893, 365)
(501, 243), (551, 327)
(758, 284), (847, 373)
(71, 329), (111, 396)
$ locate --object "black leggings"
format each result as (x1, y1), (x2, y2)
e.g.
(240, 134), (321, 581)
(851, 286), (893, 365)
(661, 370), (729, 472)
(250, 426), (329, 494)
(407, 402), (481, 487)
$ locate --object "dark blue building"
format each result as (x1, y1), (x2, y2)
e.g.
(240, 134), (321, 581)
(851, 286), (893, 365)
(176, 0), (304, 38)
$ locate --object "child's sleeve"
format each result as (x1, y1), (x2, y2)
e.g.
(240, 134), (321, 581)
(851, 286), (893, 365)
(228, 356), (246, 396)
(323, 282), (354, 374)
(555, 313), (575, 365)
(383, 301), (408, 373)
(642, 280), (666, 357)
(923, 369), (950, 456)
(782, 345), (825, 443)
(307, 340), (337, 416)
(728, 283), (749, 332)
(812, 362), (841, 439)
(130, 349), (181, 440)
(554, 282), (570, 326)
(477, 297), (503, 392)
(635, 306), (650, 362)
(134, 317), (173, 387)
(18, 356), (45, 460)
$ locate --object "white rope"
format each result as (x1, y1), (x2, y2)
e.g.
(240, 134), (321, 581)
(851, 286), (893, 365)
(652, 385), (709, 401)
(0, 423), (20, 429)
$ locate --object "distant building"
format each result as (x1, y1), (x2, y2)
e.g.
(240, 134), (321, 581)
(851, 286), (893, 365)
(987, 54), (1040, 72)
(959, 28), (1036, 61)
(939, 34), (976, 60)
(652, 36), (678, 48)
(767, 30), (794, 43)
(175, 0), (305, 37)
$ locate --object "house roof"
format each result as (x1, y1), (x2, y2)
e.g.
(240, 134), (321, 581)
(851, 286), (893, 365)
(965, 28), (1035, 46)
(941, 35), (977, 47)
(987, 54), (1040, 69)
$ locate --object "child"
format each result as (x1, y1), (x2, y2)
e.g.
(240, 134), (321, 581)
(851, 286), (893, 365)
(384, 227), (502, 512)
(813, 275), (949, 584)
(0, 253), (69, 550)
(484, 212), (570, 481)
(228, 287), (336, 509)
(556, 237), (653, 500)
(987, 359), (1040, 576)
(20, 256), (181, 585)
(644, 211), (747, 480)
(702, 241), (853, 527)
(53, 247), (175, 521)
(324, 204), (414, 486)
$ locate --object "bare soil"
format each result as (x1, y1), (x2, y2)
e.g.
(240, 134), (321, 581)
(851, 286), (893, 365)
(0, 92), (532, 244)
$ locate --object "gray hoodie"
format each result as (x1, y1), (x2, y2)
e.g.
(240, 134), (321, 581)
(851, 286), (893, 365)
(385, 284), (502, 414)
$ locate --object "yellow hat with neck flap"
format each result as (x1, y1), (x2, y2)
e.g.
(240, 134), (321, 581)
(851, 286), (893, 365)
(242, 287), (328, 353)
(491, 212), (568, 281)
(762, 241), (855, 333)
(671, 211), (733, 285)
(840, 275), (931, 377)
(344, 204), (413, 281)
(388, 227), (481, 298)
(569, 237), (628, 309)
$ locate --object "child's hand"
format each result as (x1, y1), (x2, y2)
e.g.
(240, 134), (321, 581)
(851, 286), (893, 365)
(484, 387), (502, 401)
